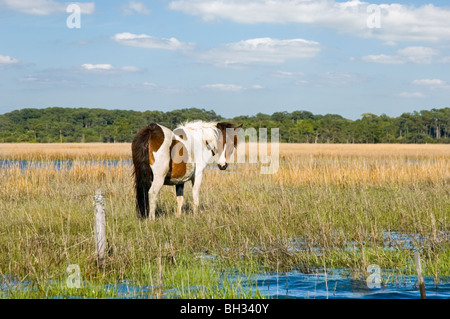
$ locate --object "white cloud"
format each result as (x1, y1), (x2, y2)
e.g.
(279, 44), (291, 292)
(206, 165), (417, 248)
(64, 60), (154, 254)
(120, 66), (141, 72)
(412, 79), (450, 89)
(142, 82), (157, 88)
(81, 63), (142, 73)
(112, 34), (319, 66)
(18, 74), (80, 86)
(271, 70), (363, 87)
(272, 71), (306, 78)
(440, 56), (450, 64)
(169, 0), (367, 25)
(396, 47), (439, 64)
(113, 32), (194, 50)
(361, 46), (441, 65)
(318, 72), (365, 86)
(19, 75), (39, 82)
(272, 70), (308, 85)
(361, 54), (405, 64)
(202, 83), (244, 92)
(122, 1), (151, 15)
(201, 83), (263, 92)
(82, 64), (114, 71)
(0, 54), (19, 65)
(398, 92), (425, 98)
(0, 0), (95, 15)
(196, 37), (321, 67)
(169, 0), (450, 43)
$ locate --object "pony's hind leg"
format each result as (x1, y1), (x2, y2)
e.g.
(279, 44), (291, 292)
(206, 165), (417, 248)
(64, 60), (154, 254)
(148, 174), (165, 221)
(175, 184), (184, 217)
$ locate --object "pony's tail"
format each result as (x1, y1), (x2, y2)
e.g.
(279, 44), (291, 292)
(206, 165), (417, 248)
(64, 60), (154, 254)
(131, 125), (154, 219)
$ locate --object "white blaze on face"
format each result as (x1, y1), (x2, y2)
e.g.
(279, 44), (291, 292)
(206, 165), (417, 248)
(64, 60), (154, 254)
(218, 143), (227, 166)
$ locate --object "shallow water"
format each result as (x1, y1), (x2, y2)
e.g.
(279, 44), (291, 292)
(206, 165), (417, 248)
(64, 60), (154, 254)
(242, 269), (450, 299)
(0, 160), (240, 173)
(2, 267), (449, 299)
(76, 268), (450, 299)
(0, 160), (132, 170)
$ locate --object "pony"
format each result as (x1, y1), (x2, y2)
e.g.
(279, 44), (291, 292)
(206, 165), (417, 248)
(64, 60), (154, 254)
(131, 121), (242, 220)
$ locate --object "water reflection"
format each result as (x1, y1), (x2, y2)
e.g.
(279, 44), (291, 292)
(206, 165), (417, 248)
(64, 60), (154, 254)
(243, 268), (450, 299)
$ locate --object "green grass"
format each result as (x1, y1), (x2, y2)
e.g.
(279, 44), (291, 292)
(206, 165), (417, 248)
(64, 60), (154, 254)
(0, 149), (449, 298)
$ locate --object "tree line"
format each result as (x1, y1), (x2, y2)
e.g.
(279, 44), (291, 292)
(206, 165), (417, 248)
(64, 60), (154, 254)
(0, 107), (448, 143)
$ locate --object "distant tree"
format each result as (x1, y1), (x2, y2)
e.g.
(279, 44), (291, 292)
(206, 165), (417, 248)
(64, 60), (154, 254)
(0, 106), (448, 143)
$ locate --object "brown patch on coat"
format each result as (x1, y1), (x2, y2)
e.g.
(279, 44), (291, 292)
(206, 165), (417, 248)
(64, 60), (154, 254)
(147, 124), (165, 165)
(167, 130), (188, 180)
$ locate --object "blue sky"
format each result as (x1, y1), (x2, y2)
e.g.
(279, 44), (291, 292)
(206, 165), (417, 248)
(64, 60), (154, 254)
(0, 0), (449, 120)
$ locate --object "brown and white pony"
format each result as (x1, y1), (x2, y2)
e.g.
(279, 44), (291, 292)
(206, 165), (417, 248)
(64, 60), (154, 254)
(131, 121), (242, 220)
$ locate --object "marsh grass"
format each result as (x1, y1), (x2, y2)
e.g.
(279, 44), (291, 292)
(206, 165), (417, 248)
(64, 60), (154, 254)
(0, 143), (130, 161)
(0, 143), (448, 298)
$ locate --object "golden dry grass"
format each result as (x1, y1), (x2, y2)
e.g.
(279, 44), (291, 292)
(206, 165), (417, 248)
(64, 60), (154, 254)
(0, 143), (131, 160)
(1, 142), (448, 190)
(1, 142), (448, 158)
(279, 143), (449, 158)
(275, 147), (449, 187)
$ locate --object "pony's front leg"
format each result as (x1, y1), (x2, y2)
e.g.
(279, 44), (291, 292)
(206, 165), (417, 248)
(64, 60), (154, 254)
(175, 184), (184, 217)
(191, 174), (203, 215)
(148, 175), (165, 221)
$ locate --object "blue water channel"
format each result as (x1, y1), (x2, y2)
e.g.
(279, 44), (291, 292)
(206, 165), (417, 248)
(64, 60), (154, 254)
(2, 267), (449, 299)
(108, 268), (450, 299)
(246, 269), (450, 299)
(0, 160), (131, 170)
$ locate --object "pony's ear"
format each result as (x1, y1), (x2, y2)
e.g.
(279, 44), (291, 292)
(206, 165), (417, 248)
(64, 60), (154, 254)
(216, 122), (229, 130)
(217, 122), (242, 129)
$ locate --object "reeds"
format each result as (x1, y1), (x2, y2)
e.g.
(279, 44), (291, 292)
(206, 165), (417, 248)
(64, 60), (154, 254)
(0, 143), (130, 161)
(0, 143), (448, 298)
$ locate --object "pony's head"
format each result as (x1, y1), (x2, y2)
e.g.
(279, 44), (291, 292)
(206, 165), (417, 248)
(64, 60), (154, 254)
(216, 122), (243, 170)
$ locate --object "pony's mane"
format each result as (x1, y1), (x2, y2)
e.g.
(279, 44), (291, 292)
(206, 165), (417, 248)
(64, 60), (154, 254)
(177, 121), (220, 153)
(178, 120), (218, 130)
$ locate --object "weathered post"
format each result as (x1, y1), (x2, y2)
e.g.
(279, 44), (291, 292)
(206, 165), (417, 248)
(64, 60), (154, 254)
(94, 189), (106, 266)
(414, 251), (426, 299)
(157, 256), (163, 299)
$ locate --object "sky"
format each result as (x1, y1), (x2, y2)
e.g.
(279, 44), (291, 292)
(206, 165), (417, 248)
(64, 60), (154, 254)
(0, 0), (449, 120)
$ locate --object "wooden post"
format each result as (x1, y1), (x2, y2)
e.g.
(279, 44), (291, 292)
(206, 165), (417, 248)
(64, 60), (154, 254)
(414, 251), (426, 299)
(94, 189), (106, 266)
(157, 256), (163, 299)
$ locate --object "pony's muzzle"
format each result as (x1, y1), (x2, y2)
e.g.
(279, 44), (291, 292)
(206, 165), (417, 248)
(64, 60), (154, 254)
(218, 163), (228, 170)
